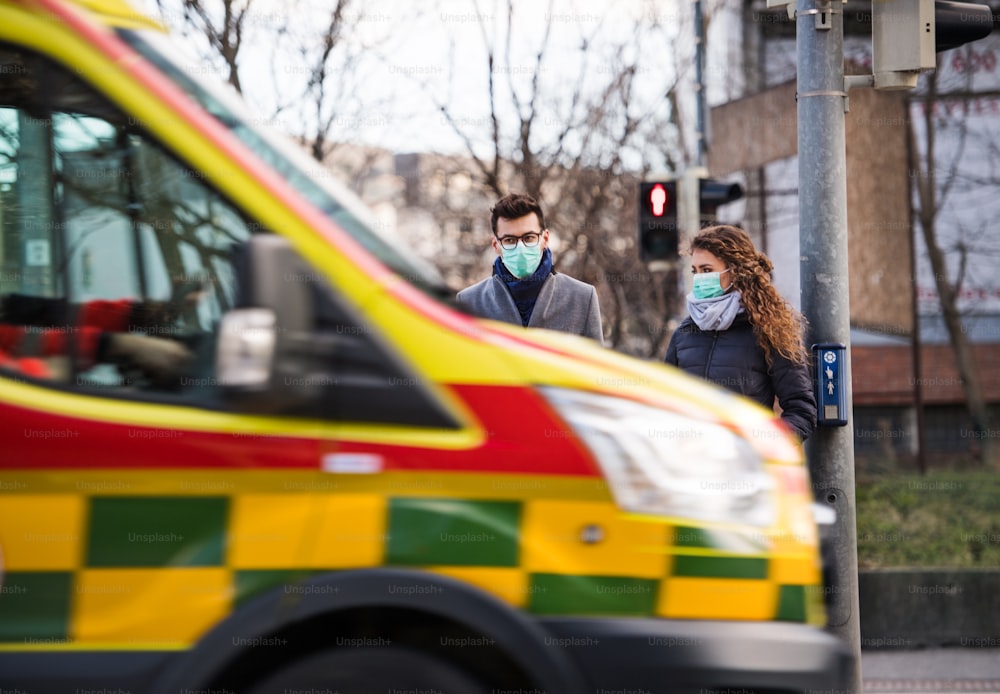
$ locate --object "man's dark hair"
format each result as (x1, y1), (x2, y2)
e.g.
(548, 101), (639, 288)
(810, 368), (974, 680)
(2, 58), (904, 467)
(490, 193), (545, 236)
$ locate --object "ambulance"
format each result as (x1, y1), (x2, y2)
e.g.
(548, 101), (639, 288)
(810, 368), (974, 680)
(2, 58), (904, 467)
(0, 0), (849, 691)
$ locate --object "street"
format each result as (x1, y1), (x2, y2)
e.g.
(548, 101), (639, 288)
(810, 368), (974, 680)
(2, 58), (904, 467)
(863, 648), (1000, 692)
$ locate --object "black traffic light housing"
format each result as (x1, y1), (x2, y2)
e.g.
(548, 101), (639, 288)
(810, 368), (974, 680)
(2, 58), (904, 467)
(698, 179), (744, 224)
(934, 0), (993, 52)
(638, 180), (678, 262)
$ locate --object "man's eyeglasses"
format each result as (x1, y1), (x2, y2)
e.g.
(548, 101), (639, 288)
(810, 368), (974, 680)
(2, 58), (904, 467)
(496, 232), (542, 250)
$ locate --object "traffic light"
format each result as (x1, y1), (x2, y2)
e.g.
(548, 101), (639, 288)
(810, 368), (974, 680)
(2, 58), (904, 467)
(698, 179), (744, 225)
(638, 180), (678, 262)
(872, 0), (994, 89)
(935, 0), (993, 51)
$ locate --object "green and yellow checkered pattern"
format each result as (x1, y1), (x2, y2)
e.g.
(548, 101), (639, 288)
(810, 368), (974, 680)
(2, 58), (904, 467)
(0, 475), (823, 648)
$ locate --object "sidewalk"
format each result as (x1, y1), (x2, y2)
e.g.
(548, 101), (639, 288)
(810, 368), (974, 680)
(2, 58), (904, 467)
(862, 648), (1000, 693)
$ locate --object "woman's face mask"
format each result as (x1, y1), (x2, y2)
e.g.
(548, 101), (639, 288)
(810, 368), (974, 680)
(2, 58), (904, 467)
(692, 268), (731, 300)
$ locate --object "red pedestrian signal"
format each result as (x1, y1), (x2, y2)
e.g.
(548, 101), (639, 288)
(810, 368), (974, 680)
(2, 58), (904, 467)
(638, 181), (678, 262)
(649, 184), (669, 216)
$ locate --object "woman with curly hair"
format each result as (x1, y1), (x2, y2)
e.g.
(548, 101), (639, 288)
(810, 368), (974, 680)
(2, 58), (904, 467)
(664, 225), (816, 439)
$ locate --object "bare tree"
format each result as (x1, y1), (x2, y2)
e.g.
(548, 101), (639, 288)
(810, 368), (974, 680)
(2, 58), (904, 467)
(146, 0), (693, 355)
(406, 1), (690, 355)
(156, 0), (254, 93)
(909, 52), (998, 469)
(151, 0), (399, 165)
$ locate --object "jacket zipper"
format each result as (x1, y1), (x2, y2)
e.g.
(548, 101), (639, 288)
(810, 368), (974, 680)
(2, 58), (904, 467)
(703, 331), (720, 381)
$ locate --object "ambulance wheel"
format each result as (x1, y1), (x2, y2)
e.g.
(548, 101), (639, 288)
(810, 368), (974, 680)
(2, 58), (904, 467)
(245, 645), (491, 694)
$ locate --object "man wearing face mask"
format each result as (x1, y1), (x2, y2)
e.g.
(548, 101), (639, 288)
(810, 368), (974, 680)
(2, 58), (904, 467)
(456, 193), (604, 344)
(664, 225), (816, 440)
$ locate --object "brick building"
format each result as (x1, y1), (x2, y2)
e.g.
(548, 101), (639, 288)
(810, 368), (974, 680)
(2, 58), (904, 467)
(851, 316), (1000, 469)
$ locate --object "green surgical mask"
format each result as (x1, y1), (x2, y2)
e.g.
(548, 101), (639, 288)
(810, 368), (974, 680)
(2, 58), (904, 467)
(692, 269), (730, 300)
(501, 242), (543, 279)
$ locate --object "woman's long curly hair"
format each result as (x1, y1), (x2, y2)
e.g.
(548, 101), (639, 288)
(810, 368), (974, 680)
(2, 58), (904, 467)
(690, 225), (809, 367)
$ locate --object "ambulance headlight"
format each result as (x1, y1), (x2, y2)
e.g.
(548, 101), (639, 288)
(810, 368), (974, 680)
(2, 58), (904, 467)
(541, 388), (775, 527)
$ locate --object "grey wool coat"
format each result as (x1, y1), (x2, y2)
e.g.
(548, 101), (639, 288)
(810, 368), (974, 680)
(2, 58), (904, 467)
(457, 273), (604, 345)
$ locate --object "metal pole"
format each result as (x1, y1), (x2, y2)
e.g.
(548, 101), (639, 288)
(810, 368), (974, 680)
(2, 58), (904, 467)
(693, 0), (707, 168)
(796, 0), (862, 691)
(677, 0), (709, 301)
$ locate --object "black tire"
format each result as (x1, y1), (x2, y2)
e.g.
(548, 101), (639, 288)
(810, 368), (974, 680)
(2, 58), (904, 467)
(244, 645), (491, 694)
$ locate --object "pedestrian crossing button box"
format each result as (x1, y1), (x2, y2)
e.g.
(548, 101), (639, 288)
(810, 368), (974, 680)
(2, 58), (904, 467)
(813, 343), (848, 427)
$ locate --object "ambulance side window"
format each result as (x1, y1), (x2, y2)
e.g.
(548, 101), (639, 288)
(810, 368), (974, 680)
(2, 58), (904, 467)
(0, 46), (251, 399)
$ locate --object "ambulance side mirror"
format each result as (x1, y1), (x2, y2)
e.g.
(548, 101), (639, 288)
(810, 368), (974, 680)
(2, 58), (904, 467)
(215, 234), (319, 413)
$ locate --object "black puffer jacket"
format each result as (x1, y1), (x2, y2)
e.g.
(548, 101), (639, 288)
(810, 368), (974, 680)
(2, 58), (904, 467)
(664, 312), (816, 440)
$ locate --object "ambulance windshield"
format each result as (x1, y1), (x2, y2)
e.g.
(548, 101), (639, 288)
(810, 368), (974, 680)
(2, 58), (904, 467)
(116, 29), (450, 300)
